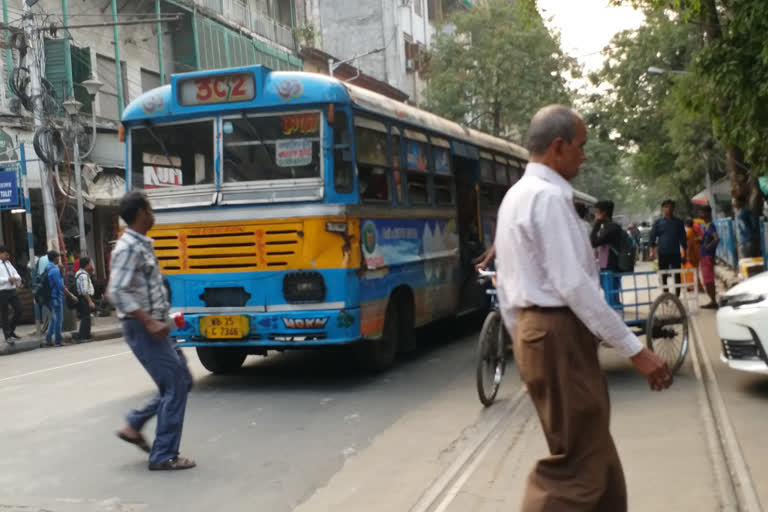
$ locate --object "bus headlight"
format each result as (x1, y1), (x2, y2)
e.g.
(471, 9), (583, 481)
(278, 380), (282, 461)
(283, 272), (327, 303)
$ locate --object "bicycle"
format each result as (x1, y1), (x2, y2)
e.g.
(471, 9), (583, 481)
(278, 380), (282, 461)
(475, 269), (512, 406)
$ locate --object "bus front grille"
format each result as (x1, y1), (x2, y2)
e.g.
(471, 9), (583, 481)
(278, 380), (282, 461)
(151, 223), (303, 273)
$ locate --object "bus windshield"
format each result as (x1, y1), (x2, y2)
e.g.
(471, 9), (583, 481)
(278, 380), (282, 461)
(222, 112), (322, 183)
(130, 121), (215, 190)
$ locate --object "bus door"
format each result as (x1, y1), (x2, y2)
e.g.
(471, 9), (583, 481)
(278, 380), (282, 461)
(453, 156), (486, 312)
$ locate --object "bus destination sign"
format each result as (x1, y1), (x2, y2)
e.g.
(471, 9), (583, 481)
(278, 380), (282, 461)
(178, 73), (256, 106)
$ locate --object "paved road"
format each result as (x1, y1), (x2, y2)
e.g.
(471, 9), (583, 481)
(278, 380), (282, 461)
(0, 320), (492, 512)
(2, 309), (765, 512)
(696, 309), (768, 505)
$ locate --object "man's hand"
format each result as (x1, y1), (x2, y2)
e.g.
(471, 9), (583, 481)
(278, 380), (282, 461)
(147, 318), (171, 341)
(630, 347), (673, 391)
(88, 299), (96, 311)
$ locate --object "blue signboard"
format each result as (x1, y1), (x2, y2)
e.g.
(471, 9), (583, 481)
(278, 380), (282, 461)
(0, 168), (20, 209)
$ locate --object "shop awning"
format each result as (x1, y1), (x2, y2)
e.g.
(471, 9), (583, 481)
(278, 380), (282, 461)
(692, 177), (730, 205)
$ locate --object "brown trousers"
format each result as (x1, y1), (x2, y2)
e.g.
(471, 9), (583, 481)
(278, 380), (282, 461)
(514, 308), (627, 512)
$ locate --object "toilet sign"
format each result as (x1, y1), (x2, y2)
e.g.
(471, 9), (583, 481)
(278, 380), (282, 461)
(0, 166), (20, 209)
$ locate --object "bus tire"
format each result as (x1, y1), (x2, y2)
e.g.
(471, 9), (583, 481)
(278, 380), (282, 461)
(196, 347), (247, 374)
(397, 290), (417, 353)
(357, 300), (400, 371)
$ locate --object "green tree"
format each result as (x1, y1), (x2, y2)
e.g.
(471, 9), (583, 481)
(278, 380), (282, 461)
(611, 0), (768, 211)
(424, 0), (572, 140)
(586, 9), (723, 216)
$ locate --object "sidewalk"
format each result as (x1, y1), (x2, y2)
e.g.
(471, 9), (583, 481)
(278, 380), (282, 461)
(0, 313), (123, 356)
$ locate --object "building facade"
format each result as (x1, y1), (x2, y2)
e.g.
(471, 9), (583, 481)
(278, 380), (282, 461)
(298, 0), (464, 105)
(0, 0), (301, 286)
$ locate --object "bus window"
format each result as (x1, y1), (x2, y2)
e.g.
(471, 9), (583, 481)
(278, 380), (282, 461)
(221, 112), (321, 183)
(391, 127), (405, 204)
(130, 121), (215, 190)
(333, 111), (354, 194)
(355, 120), (390, 203)
(406, 134), (431, 205)
(433, 146), (453, 206)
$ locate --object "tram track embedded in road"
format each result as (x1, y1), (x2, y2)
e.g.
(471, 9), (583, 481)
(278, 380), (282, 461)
(409, 385), (532, 512)
(690, 316), (763, 511)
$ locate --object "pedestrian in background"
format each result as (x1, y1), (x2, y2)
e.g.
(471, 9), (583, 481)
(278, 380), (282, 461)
(733, 196), (757, 259)
(649, 199), (687, 295)
(74, 256), (96, 342)
(0, 246), (21, 345)
(29, 250), (49, 333)
(44, 251), (78, 347)
(495, 105), (673, 512)
(700, 205), (720, 309)
(683, 218), (704, 292)
(108, 191), (195, 471)
(590, 200), (623, 303)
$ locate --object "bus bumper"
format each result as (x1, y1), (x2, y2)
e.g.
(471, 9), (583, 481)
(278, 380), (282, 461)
(172, 307), (361, 348)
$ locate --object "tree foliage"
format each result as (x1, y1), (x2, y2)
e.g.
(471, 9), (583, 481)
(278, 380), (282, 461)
(423, 0), (572, 140)
(586, 9), (726, 216)
(610, 0), (768, 210)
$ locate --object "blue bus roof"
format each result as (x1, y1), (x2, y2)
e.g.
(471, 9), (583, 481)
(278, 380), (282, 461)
(123, 65), (529, 161)
(122, 66), (352, 124)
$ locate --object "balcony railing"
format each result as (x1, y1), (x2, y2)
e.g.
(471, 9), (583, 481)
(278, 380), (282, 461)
(251, 10), (295, 49)
(198, 0), (223, 13)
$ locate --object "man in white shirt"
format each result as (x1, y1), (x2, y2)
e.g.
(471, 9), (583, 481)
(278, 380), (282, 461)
(495, 105), (673, 511)
(0, 246), (22, 344)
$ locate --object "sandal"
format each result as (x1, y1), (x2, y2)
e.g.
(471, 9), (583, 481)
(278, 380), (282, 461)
(116, 431), (151, 453)
(148, 455), (196, 471)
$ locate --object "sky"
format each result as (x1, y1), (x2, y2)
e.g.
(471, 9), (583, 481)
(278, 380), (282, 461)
(537, 0), (646, 73)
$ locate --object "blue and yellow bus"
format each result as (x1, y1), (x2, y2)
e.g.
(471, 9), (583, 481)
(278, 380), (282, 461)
(122, 65), (593, 373)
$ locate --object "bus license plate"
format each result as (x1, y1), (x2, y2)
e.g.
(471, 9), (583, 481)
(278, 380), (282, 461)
(201, 315), (245, 339)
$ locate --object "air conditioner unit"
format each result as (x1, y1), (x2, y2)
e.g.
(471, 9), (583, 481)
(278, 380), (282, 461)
(406, 58), (416, 71)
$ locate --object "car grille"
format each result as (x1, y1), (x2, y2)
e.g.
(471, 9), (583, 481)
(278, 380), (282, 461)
(721, 338), (765, 361)
(151, 223), (303, 273)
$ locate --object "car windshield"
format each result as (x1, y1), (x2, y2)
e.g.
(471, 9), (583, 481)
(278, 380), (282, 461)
(222, 112), (322, 183)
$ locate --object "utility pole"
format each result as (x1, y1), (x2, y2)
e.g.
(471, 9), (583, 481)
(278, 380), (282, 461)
(23, 3), (59, 252)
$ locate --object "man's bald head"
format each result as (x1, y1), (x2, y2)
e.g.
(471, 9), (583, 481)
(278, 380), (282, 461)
(526, 105), (583, 155)
(525, 105), (587, 180)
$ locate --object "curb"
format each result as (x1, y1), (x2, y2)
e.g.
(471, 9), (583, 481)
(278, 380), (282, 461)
(0, 325), (123, 356)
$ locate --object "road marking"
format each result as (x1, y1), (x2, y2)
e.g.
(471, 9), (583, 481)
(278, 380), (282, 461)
(691, 316), (763, 511)
(410, 385), (530, 512)
(0, 351), (131, 384)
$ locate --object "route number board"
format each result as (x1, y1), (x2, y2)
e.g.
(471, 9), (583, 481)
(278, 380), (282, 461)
(178, 73), (256, 106)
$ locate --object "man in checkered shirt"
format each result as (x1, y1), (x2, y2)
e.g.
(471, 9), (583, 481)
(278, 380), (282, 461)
(107, 191), (195, 471)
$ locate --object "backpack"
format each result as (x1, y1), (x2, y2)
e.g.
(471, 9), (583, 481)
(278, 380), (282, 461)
(65, 269), (80, 309)
(614, 229), (636, 273)
(33, 267), (52, 306)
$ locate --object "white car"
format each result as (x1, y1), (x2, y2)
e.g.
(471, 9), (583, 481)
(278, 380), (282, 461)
(716, 271), (768, 374)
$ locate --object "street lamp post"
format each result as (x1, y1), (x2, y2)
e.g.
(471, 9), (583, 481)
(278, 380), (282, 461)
(61, 77), (103, 258)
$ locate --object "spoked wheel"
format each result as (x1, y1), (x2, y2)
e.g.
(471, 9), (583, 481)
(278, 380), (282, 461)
(476, 310), (506, 406)
(646, 292), (689, 374)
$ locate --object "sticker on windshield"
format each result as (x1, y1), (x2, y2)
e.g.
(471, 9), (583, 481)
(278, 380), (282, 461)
(276, 139), (312, 167)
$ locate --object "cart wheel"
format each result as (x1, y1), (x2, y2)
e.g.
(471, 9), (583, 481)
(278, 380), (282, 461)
(646, 292), (689, 374)
(476, 310), (506, 407)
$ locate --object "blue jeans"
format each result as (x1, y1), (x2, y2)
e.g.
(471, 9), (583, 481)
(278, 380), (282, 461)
(122, 318), (192, 465)
(46, 302), (63, 344)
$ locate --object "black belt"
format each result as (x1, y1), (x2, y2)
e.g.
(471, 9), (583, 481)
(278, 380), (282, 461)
(522, 305), (570, 313)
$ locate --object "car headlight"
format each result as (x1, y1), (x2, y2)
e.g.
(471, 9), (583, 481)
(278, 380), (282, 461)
(719, 293), (767, 308)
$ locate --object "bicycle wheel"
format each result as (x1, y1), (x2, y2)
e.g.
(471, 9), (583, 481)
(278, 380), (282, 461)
(646, 292), (689, 374)
(476, 310), (506, 406)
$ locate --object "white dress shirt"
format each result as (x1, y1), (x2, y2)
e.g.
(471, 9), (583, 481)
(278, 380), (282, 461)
(495, 162), (643, 358)
(0, 259), (20, 291)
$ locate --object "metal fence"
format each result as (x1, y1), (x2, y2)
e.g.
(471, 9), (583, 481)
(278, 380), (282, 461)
(714, 218), (738, 268)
